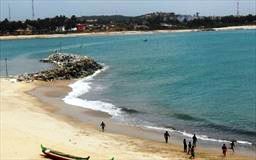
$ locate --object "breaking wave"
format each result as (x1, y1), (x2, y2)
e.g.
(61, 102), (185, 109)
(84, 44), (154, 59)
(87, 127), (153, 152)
(63, 66), (122, 116)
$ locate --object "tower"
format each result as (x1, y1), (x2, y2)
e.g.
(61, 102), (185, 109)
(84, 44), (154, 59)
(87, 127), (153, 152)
(8, 4), (11, 20)
(236, 1), (240, 16)
(196, 12), (200, 18)
(32, 0), (35, 19)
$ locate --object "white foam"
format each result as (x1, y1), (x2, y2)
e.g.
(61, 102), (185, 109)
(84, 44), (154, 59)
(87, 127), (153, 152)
(63, 66), (122, 116)
(144, 126), (175, 132)
(237, 140), (252, 145)
(177, 130), (230, 143)
(178, 131), (252, 145)
(144, 125), (252, 145)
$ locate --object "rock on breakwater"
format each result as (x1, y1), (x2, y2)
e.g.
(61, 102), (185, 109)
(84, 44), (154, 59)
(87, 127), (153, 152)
(17, 53), (103, 81)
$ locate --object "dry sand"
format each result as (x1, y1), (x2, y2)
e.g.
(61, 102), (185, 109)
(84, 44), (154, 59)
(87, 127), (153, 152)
(0, 25), (255, 40)
(0, 78), (252, 160)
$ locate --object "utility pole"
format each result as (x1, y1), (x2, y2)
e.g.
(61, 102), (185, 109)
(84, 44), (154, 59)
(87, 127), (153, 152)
(196, 12), (200, 18)
(8, 4), (11, 20)
(236, 1), (240, 16)
(5, 58), (8, 78)
(32, 0), (35, 19)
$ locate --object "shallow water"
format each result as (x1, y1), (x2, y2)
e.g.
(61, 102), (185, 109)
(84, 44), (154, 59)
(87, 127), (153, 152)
(1, 30), (255, 146)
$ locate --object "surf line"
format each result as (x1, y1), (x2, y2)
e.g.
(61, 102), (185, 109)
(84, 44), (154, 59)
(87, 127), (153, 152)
(63, 65), (122, 116)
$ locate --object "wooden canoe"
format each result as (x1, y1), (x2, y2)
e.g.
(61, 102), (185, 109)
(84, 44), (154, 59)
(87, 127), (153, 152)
(41, 144), (90, 160)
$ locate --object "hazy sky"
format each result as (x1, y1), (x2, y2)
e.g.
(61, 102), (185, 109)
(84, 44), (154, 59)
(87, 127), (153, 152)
(1, 0), (255, 20)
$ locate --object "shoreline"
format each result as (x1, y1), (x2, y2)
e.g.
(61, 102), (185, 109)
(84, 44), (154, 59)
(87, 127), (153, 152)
(1, 27), (255, 159)
(1, 78), (254, 159)
(0, 25), (256, 40)
(28, 77), (256, 157)
(58, 67), (254, 147)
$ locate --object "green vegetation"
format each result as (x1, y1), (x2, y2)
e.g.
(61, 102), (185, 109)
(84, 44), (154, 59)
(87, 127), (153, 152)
(0, 12), (255, 35)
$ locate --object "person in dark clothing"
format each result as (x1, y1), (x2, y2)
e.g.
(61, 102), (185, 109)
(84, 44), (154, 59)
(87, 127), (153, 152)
(100, 121), (106, 132)
(183, 139), (187, 152)
(192, 134), (197, 147)
(230, 141), (235, 152)
(187, 141), (192, 154)
(222, 144), (227, 157)
(164, 131), (170, 143)
(190, 146), (195, 159)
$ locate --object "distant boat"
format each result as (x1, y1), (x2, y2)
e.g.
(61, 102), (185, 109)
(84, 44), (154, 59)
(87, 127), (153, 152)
(41, 144), (90, 160)
(143, 39), (148, 42)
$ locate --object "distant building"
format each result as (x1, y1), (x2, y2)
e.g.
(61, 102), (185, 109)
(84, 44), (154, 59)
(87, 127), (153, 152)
(88, 24), (94, 28)
(15, 27), (32, 35)
(160, 23), (173, 28)
(134, 24), (149, 30)
(56, 26), (65, 32)
(209, 16), (221, 20)
(143, 12), (176, 21)
(86, 19), (98, 23)
(176, 15), (195, 22)
(26, 24), (34, 31)
(76, 24), (86, 32)
(70, 27), (77, 31)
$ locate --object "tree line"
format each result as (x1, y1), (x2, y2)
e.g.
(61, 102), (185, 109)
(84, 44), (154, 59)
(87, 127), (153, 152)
(0, 14), (255, 35)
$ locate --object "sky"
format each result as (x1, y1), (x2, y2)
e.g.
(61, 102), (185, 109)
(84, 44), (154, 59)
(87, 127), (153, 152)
(0, 0), (255, 21)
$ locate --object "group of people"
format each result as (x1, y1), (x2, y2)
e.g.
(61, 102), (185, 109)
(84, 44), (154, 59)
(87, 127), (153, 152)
(222, 141), (235, 157)
(164, 131), (236, 158)
(183, 134), (198, 159)
(164, 131), (197, 159)
(100, 122), (236, 158)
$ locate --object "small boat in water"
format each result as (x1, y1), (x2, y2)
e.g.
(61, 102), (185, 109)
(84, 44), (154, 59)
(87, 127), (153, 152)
(143, 39), (148, 42)
(41, 144), (90, 160)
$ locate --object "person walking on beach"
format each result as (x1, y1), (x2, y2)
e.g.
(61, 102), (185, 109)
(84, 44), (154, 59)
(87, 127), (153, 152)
(190, 146), (195, 159)
(187, 141), (192, 154)
(222, 144), (227, 157)
(183, 139), (187, 152)
(100, 121), (106, 132)
(164, 131), (170, 143)
(192, 134), (197, 147)
(230, 141), (235, 152)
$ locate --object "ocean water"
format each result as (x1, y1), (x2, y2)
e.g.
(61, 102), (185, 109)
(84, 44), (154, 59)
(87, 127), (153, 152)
(1, 30), (255, 146)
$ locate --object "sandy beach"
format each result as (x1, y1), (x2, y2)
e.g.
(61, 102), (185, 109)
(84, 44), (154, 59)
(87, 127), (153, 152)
(0, 78), (253, 160)
(0, 25), (255, 41)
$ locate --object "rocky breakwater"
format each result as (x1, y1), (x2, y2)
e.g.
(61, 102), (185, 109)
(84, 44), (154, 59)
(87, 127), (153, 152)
(17, 53), (103, 81)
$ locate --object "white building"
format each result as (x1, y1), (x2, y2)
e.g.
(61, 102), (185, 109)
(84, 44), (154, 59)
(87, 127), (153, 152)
(176, 15), (195, 22)
(55, 26), (65, 32)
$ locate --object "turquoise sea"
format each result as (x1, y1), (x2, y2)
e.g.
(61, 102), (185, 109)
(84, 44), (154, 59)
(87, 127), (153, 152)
(1, 30), (255, 146)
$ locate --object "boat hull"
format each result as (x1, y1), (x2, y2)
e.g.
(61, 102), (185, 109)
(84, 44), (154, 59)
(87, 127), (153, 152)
(41, 144), (90, 160)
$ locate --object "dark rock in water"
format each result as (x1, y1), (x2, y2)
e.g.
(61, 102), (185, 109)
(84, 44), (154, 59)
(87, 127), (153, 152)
(120, 107), (140, 114)
(17, 53), (103, 81)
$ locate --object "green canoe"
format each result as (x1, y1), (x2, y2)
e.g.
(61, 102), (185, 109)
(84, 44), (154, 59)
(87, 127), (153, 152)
(41, 144), (90, 160)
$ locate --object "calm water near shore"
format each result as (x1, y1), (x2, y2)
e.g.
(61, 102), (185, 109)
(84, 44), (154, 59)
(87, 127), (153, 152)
(1, 30), (255, 148)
